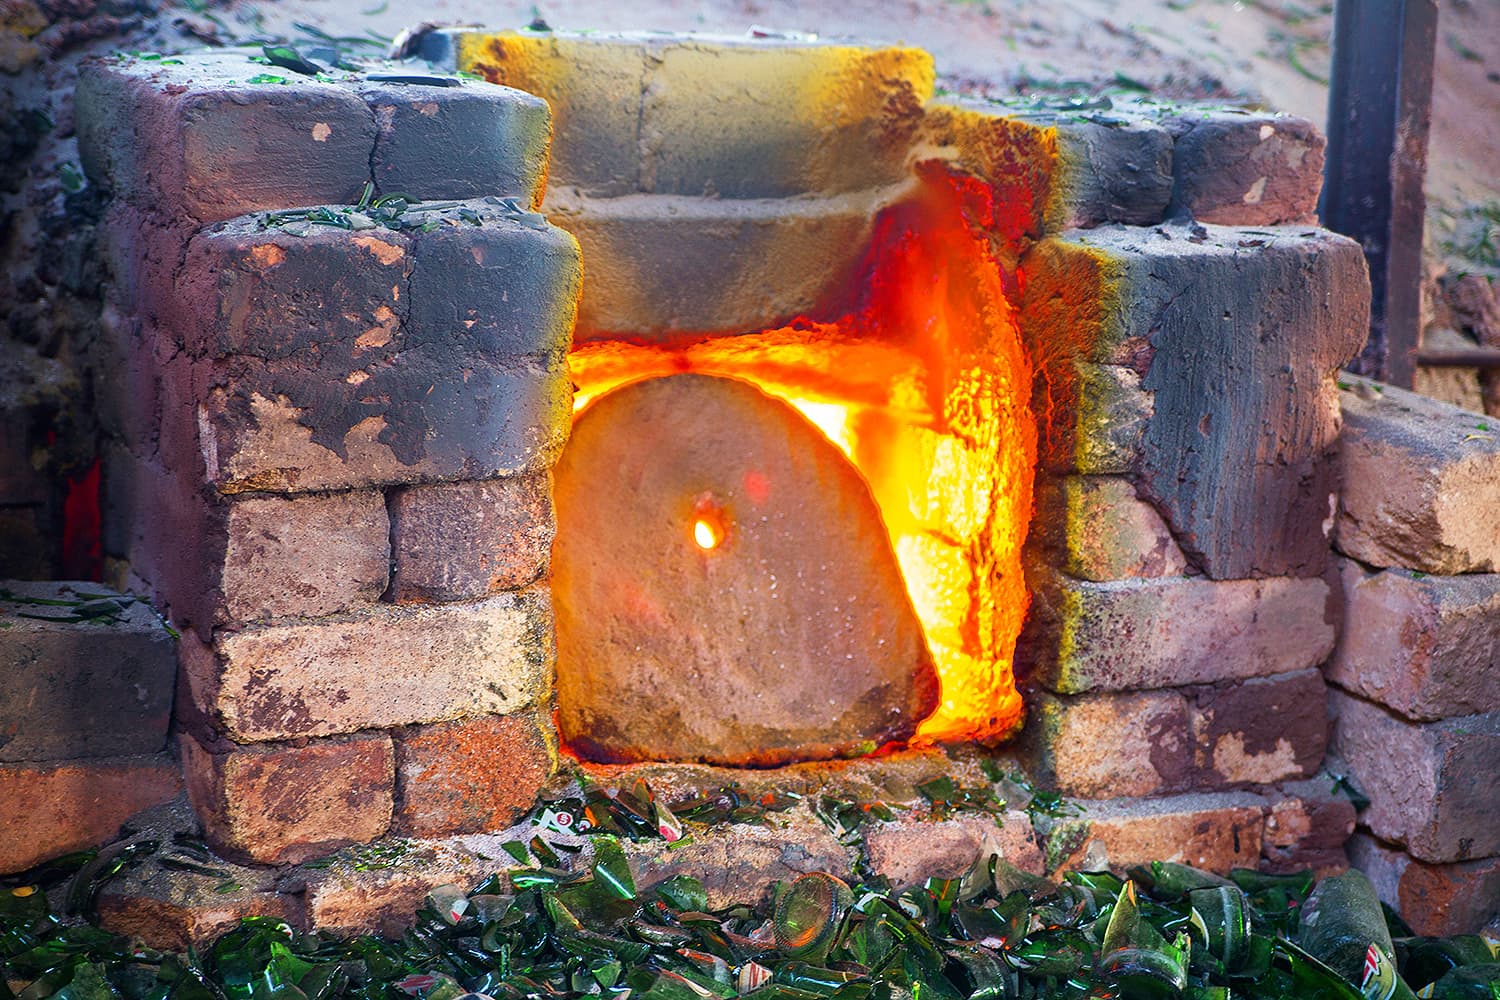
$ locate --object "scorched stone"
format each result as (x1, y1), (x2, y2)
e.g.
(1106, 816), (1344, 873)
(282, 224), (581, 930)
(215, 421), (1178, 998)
(552, 373), (938, 766)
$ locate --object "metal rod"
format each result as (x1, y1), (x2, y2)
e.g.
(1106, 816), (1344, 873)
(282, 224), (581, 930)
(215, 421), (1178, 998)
(1415, 348), (1500, 370)
(1321, 0), (1439, 389)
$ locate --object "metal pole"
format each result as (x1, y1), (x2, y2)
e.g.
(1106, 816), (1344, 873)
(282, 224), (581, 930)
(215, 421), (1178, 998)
(1320, 0), (1438, 389)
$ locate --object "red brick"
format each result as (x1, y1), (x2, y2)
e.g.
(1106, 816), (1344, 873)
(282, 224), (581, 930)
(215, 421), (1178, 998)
(1047, 792), (1265, 875)
(393, 712), (556, 837)
(1330, 690), (1500, 863)
(1261, 777), (1357, 875)
(862, 813), (1042, 888)
(1031, 475), (1188, 582)
(182, 733), (393, 865)
(0, 756), (182, 874)
(303, 840), (495, 937)
(389, 476), (554, 603)
(1328, 557), (1500, 720)
(1024, 688), (1191, 798)
(1349, 834), (1500, 936)
(1337, 378), (1500, 574)
(221, 492), (390, 622)
(1187, 669), (1327, 786)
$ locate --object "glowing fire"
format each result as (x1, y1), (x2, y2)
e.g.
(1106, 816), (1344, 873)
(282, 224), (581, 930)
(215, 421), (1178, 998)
(569, 167), (1036, 744)
(692, 520), (719, 549)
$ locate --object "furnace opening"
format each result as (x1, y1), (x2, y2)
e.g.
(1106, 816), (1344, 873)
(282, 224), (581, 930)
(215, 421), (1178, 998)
(552, 166), (1038, 763)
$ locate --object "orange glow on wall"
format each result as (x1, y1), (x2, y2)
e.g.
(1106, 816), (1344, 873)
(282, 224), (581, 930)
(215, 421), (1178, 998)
(568, 165), (1037, 745)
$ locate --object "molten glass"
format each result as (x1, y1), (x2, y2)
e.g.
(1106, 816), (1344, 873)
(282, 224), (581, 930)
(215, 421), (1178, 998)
(569, 167), (1036, 744)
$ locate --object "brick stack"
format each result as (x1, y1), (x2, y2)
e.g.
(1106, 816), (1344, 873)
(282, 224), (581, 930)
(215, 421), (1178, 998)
(438, 29), (935, 339)
(0, 581), (182, 871)
(1329, 377), (1500, 934)
(923, 98), (1366, 874)
(74, 49), (580, 865)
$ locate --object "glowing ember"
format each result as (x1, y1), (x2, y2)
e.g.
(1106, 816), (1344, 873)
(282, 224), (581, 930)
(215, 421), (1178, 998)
(693, 518), (722, 550)
(567, 166), (1036, 745)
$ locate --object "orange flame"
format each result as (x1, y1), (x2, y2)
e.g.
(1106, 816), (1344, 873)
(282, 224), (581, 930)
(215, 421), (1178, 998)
(569, 165), (1036, 744)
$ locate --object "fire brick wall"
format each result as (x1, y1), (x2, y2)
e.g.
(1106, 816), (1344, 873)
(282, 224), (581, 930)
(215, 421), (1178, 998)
(1, 32), (1490, 939)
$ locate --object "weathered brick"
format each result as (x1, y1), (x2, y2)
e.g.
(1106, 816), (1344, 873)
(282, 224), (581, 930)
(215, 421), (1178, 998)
(1328, 557), (1500, 720)
(923, 100), (1174, 235)
(303, 840), (496, 936)
(453, 30), (933, 198)
(1032, 475), (1188, 581)
(361, 81), (550, 205)
(196, 353), (571, 495)
(622, 806), (854, 909)
(182, 732), (393, 865)
(1038, 363), (1154, 475)
(0, 755), (182, 874)
(1330, 689), (1500, 863)
(1349, 834), (1500, 936)
(552, 189), (881, 339)
(183, 588), (553, 742)
(405, 215), (581, 359)
(1337, 376), (1500, 574)
(1024, 688), (1191, 798)
(78, 50), (552, 222)
(77, 52), (376, 224)
(862, 813), (1042, 888)
(1025, 671), (1326, 798)
(1187, 669), (1327, 787)
(1022, 225), (1367, 578)
(1018, 571), (1335, 693)
(173, 218), (413, 362)
(105, 204), (579, 496)
(0, 581), (176, 762)
(1261, 777), (1357, 875)
(1164, 110), (1324, 226)
(1046, 791), (1265, 875)
(389, 475), (553, 603)
(100, 449), (389, 636)
(392, 712), (555, 837)
(220, 491), (389, 622)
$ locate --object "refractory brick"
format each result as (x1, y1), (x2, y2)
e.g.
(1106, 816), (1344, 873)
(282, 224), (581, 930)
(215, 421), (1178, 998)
(1328, 557), (1500, 721)
(552, 188), (882, 339)
(1017, 571), (1335, 694)
(452, 30), (934, 198)
(388, 474), (554, 603)
(184, 587), (554, 742)
(1021, 224), (1368, 579)
(1337, 376), (1500, 574)
(1330, 689), (1500, 864)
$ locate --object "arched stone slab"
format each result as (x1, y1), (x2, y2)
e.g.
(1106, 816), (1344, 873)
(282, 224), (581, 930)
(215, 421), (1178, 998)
(553, 373), (938, 766)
